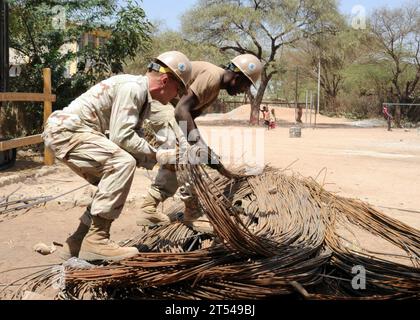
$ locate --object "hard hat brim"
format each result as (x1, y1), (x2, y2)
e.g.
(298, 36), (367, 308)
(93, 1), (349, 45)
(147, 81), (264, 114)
(234, 64), (258, 87)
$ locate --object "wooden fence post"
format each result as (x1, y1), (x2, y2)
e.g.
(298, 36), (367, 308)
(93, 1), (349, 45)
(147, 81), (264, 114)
(43, 68), (54, 165)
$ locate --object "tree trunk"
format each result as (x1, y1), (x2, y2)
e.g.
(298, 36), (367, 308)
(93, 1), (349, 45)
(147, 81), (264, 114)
(325, 95), (339, 114)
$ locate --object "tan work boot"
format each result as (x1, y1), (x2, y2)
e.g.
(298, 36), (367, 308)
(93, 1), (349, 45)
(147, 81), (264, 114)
(137, 192), (170, 226)
(60, 221), (90, 261)
(186, 215), (214, 234)
(78, 215), (139, 262)
(183, 199), (214, 234)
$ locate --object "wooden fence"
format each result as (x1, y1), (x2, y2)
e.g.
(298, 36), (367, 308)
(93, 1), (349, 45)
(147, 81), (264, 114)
(0, 68), (55, 165)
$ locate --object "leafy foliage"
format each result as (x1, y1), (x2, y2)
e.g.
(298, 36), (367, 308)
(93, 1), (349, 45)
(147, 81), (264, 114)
(126, 29), (228, 75)
(180, 0), (341, 124)
(2, 0), (152, 135)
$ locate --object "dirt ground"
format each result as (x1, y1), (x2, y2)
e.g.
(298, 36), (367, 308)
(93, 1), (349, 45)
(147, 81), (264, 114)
(0, 106), (419, 295)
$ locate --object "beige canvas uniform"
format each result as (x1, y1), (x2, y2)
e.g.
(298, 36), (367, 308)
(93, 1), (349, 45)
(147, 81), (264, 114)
(42, 75), (157, 221)
(147, 62), (224, 201)
(146, 100), (184, 200)
(189, 61), (225, 115)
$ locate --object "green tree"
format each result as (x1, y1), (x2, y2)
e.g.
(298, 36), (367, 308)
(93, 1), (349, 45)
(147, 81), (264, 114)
(2, 0), (151, 136)
(181, 0), (341, 124)
(297, 27), (370, 114)
(370, 1), (420, 125)
(126, 29), (227, 75)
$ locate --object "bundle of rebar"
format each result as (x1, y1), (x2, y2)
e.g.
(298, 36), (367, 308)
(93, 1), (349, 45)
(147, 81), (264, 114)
(1, 164), (419, 300)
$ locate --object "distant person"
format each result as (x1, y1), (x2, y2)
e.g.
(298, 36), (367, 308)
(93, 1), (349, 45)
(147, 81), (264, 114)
(260, 105), (270, 129)
(269, 108), (276, 130)
(296, 105), (303, 123)
(382, 104), (393, 131)
(260, 105), (267, 121)
(260, 105), (268, 114)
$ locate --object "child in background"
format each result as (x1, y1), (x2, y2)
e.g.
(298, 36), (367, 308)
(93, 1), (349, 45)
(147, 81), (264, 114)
(260, 106), (270, 129)
(269, 108), (276, 130)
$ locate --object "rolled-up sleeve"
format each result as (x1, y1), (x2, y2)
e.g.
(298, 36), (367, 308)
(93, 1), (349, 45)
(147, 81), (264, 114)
(109, 81), (156, 164)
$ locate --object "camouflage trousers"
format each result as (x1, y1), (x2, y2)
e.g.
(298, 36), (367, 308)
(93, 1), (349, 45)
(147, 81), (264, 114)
(146, 101), (188, 201)
(42, 113), (138, 221)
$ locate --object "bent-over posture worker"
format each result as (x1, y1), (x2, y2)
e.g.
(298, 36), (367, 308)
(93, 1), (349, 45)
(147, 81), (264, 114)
(42, 51), (192, 262)
(137, 54), (263, 230)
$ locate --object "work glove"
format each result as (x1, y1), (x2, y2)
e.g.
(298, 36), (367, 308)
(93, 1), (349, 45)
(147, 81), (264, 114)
(156, 148), (177, 165)
(183, 141), (218, 165)
(185, 143), (241, 180)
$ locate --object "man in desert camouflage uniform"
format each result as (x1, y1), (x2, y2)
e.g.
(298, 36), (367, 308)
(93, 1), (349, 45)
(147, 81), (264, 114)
(137, 54), (263, 232)
(42, 51), (192, 262)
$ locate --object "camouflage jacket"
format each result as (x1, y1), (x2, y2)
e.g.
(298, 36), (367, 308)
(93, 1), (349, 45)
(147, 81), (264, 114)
(45, 74), (156, 164)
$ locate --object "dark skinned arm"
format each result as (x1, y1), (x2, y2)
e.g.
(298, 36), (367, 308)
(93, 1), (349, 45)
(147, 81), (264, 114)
(174, 89), (201, 144)
(174, 90), (239, 179)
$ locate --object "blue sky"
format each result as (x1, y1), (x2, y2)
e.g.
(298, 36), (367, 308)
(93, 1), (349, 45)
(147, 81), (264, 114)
(139, 0), (404, 31)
